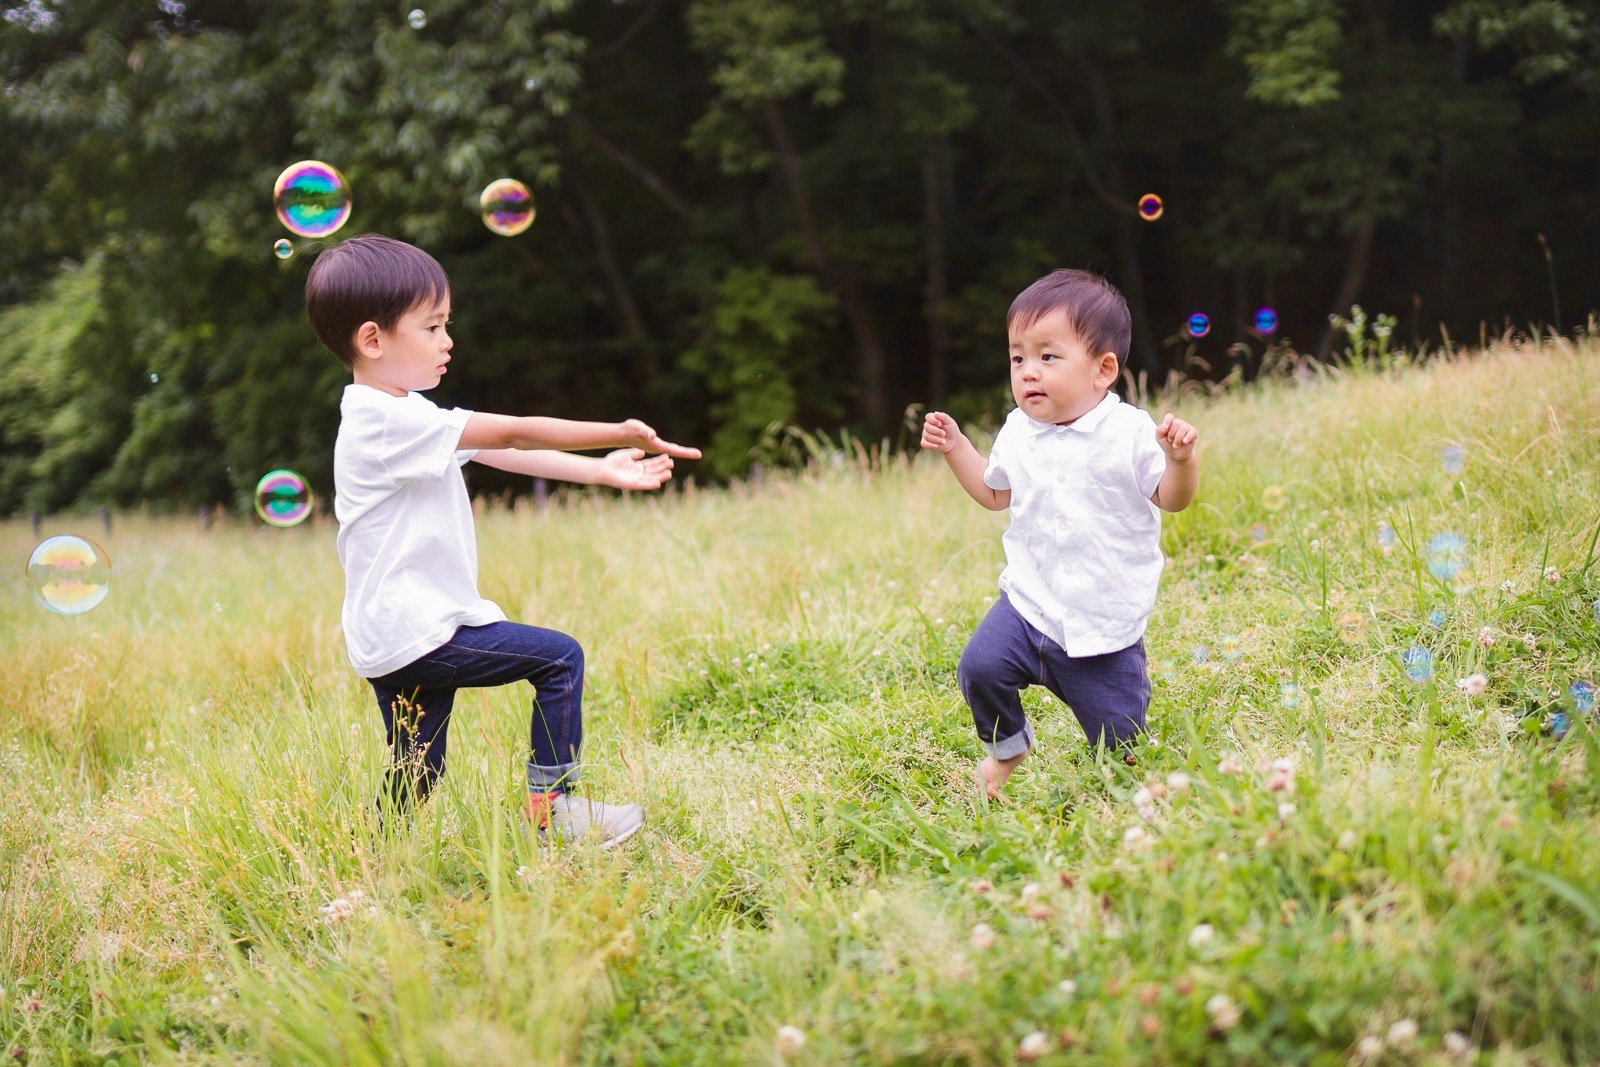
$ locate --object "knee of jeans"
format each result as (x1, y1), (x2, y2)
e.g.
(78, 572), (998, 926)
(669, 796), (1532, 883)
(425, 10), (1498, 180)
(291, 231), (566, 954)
(957, 644), (1006, 693)
(553, 634), (585, 682)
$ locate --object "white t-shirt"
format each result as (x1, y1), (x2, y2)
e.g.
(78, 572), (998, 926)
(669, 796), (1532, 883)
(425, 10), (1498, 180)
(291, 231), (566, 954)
(333, 385), (506, 677)
(982, 392), (1167, 656)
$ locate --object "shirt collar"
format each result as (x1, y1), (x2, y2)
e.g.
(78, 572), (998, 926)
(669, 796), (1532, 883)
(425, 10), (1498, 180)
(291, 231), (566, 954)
(1022, 391), (1120, 436)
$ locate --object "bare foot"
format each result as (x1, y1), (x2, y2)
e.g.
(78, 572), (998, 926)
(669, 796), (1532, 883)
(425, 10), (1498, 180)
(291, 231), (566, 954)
(977, 750), (1031, 800)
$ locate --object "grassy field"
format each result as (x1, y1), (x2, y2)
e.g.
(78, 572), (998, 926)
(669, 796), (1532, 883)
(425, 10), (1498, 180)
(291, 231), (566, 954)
(3, 337), (1600, 1065)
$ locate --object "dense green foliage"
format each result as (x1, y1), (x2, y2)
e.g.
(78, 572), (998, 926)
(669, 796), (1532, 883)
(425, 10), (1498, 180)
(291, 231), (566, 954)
(3, 0), (1599, 510)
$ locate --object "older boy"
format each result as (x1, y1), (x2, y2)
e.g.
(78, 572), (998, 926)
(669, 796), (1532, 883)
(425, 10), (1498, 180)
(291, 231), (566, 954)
(921, 268), (1198, 798)
(307, 234), (700, 845)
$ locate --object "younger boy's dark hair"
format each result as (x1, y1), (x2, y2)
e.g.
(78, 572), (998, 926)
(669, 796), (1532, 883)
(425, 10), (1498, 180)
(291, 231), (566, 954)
(1006, 268), (1131, 369)
(305, 234), (451, 368)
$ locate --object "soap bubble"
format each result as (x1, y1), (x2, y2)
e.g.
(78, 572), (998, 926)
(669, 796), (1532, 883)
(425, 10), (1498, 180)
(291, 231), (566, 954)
(1377, 522), (1396, 551)
(1186, 312), (1210, 339)
(479, 178), (535, 237)
(1137, 193), (1163, 222)
(1279, 681), (1300, 708)
(1189, 645), (1209, 665)
(407, 8), (426, 29)
(1427, 608), (1447, 630)
(1425, 532), (1468, 580)
(273, 160), (351, 238)
(1220, 634), (1242, 662)
(1571, 681), (1596, 715)
(1262, 486), (1287, 512)
(254, 469), (313, 528)
(1549, 712), (1571, 739)
(1441, 445), (1466, 475)
(1253, 307), (1278, 335)
(1248, 523), (1268, 544)
(273, 239), (293, 260)
(27, 535), (112, 615)
(1402, 646), (1434, 684)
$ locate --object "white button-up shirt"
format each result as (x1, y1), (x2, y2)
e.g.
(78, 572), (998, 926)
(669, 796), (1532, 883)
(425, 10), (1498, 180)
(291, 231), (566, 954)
(982, 392), (1167, 656)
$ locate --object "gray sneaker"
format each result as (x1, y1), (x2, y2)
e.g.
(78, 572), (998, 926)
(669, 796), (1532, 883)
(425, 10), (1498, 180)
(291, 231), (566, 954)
(547, 793), (645, 849)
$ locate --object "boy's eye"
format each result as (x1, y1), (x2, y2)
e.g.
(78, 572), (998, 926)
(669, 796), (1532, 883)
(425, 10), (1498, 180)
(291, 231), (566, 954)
(1041, 353), (1057, 361)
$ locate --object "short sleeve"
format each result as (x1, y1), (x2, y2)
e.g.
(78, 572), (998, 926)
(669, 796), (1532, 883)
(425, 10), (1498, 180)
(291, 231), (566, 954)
(1131, 409), (1167, 499)
(983, 421), (1015, 491)
(380, 403), (473, 484)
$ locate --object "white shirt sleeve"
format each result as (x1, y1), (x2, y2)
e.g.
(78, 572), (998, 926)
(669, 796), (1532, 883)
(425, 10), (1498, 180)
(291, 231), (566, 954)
(1131, 409), (1167, 499)
(381, 403), (474, 484)
(983, 421), (1014, 490)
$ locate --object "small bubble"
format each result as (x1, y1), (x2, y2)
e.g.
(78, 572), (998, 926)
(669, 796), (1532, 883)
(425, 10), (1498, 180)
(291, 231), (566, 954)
(1441, 444), (1466, 474)
(1186, 312), (1211, 339)
(1425, 532), (1468, 580)
(254, 469), (313, 527)
(27, 535), (112, 615)
(1262, 486), (1287, 512)
(1220, 634), (1242, 662)
(407, 8), (426, 29)
(1137, 193), (1163, 221)
(149, 372), (160, 383)
(1427, 608), (1447, 629)
(1253, 306), (1278, 335)
(1189, 645), (1209, 665)
(273, 160), (350, 239)
(273, 238), (293, 259)
(1248, 523), (1268, 544)
(1571, 681), (1596, 715)
(1376, 522), (1396, 551)
(1279, 681), (1300, 708)
(480, 178), (535, 237)
(1402, 645), (1434, 684)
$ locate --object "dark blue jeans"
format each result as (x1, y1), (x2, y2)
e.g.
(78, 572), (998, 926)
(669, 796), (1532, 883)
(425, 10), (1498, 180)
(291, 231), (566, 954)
(958, 595), (1149, 758)
(368, 621), (584, 811)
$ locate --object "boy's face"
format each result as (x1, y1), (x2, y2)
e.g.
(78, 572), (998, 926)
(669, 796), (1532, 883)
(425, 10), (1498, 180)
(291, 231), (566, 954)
(352, 297), (453, 395)
(1008, 308), (1119, 424)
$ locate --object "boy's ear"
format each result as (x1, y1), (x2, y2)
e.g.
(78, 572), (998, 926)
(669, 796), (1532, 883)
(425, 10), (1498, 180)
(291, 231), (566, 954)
(1095, 351), (1120, 387)
(353, 320), (382, 361)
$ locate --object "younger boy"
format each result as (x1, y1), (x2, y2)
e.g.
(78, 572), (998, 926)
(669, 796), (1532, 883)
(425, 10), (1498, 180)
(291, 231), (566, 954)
(920, 268), (1198, 798)
(307, 234), (700, 845)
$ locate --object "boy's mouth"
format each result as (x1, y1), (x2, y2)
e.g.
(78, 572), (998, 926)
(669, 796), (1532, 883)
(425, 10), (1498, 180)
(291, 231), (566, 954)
(1023, 389), (1047, 400)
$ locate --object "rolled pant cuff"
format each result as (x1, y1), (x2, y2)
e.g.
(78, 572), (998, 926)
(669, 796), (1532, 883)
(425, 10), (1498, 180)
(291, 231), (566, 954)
(983, 721), (1035, 760)
(528, 760), (580, 794)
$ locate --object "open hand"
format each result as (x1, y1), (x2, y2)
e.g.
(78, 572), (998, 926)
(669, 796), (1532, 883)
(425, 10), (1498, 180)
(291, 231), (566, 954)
(600, 448), (676, 491)
(1155, 413), (1197, 462)
(619, 419), (702, 460)
(921, 411), (966, 455)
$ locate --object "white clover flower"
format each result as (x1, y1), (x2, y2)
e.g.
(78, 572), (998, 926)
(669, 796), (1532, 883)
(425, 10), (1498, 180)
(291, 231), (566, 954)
(1188, 923), (1215, 948)
(776, 1024), (806, 1056)
(1166, 771), (1192, 793)
(1478, 626), (1496, 647)
(1132, 787), (1154, 808)
(1218, 754), (1244, 775)
(1544, 566), (1560, 584)
(1387, 1019), (1418, 1047)
(1123, 826), (1152, 853)
(970, 923), (997, 949)
(1500, 580), (1516, 593)
(1443, 1030), (1472, 1058)
(1057, 978), (1077, 997)
(1020, 883), (1040, 903)
(1355, 1035), (1385, 1061)
(1017, 1031), (1050, 1061)
(1205, 993), (1241, 1030)
(1522, 632), (1537, 652)
(1277, 802), (1297, 822)
(1457, 673), (1487, 697)
(970, 878), (993, 895)
(318, 897), (355, 924)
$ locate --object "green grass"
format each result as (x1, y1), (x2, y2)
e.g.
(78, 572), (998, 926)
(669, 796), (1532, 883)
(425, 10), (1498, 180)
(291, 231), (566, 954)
(3, 337), (1600, 1065)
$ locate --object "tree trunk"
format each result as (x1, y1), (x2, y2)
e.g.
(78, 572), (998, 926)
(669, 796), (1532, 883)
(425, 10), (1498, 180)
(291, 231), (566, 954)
(764, 100), (891, 428)
(1316, 213), (1379, 361)
(922, 153), (951, 404)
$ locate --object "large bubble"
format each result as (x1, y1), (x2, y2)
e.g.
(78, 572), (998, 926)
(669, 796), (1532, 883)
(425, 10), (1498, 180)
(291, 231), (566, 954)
(1425, 532), (1468, 580)
(254, 469), (314, 528)
(1402, 646), (1433, 684)
(27, 535), (112, 615)
(479, 178), (536, 237)
(273, 160), (351, 238)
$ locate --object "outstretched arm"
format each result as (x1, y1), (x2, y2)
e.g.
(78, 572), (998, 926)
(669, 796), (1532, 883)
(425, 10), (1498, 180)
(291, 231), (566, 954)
(472, 447), (677, 490)
(921, 412), (1009, 511)
(459, 413), (701, 460)
(1150, 413), (1198, 512)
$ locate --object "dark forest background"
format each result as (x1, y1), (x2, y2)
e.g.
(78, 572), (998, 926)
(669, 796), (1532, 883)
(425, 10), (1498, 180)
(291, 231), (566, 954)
(2, 0), (1598, 514)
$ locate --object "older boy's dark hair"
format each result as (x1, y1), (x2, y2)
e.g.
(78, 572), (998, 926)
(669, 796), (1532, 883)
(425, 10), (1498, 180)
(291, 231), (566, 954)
(1006, 268), (1131, 368)
(304, 234), (450, 368)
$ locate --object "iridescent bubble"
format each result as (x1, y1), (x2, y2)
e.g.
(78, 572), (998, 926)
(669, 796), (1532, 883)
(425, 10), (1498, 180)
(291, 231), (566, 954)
(1402, 645), (1434, 684)
(273, 160), (351, 239)
(1279, 681), (1300, 708)
(1426, 608), (1447, 630)
(1137, 193), (1163, 222)
(479, 178), (536, 237)
(1594, 600), (1600, 624)
(1549, 712), (1571, 739)
(273, 239), (294, 260)
(407, 8), (426, 29)
(27, 535), (111, 615)
(254, 469), (313, 528)
(1189, 645), (1209, 665)
(1253, 307), (1278, 335)
(1572, 681), (1596, 715)
(1248, 523), (1268, 544)
(1220, 634), (1242, 662)
(1377, 522), (1396, 551)
(1425, 532), (1468, 581)
(149, 372), (159, 384)
(1262, 486), (1287, 512)
(1186, 312), (1211, 339)
(1441, 445), (1466, 475)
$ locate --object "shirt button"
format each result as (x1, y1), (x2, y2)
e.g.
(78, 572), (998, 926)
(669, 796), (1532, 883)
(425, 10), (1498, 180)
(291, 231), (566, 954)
(1055, 473), (1065, 483)
(1063, 606), (1077, 618)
